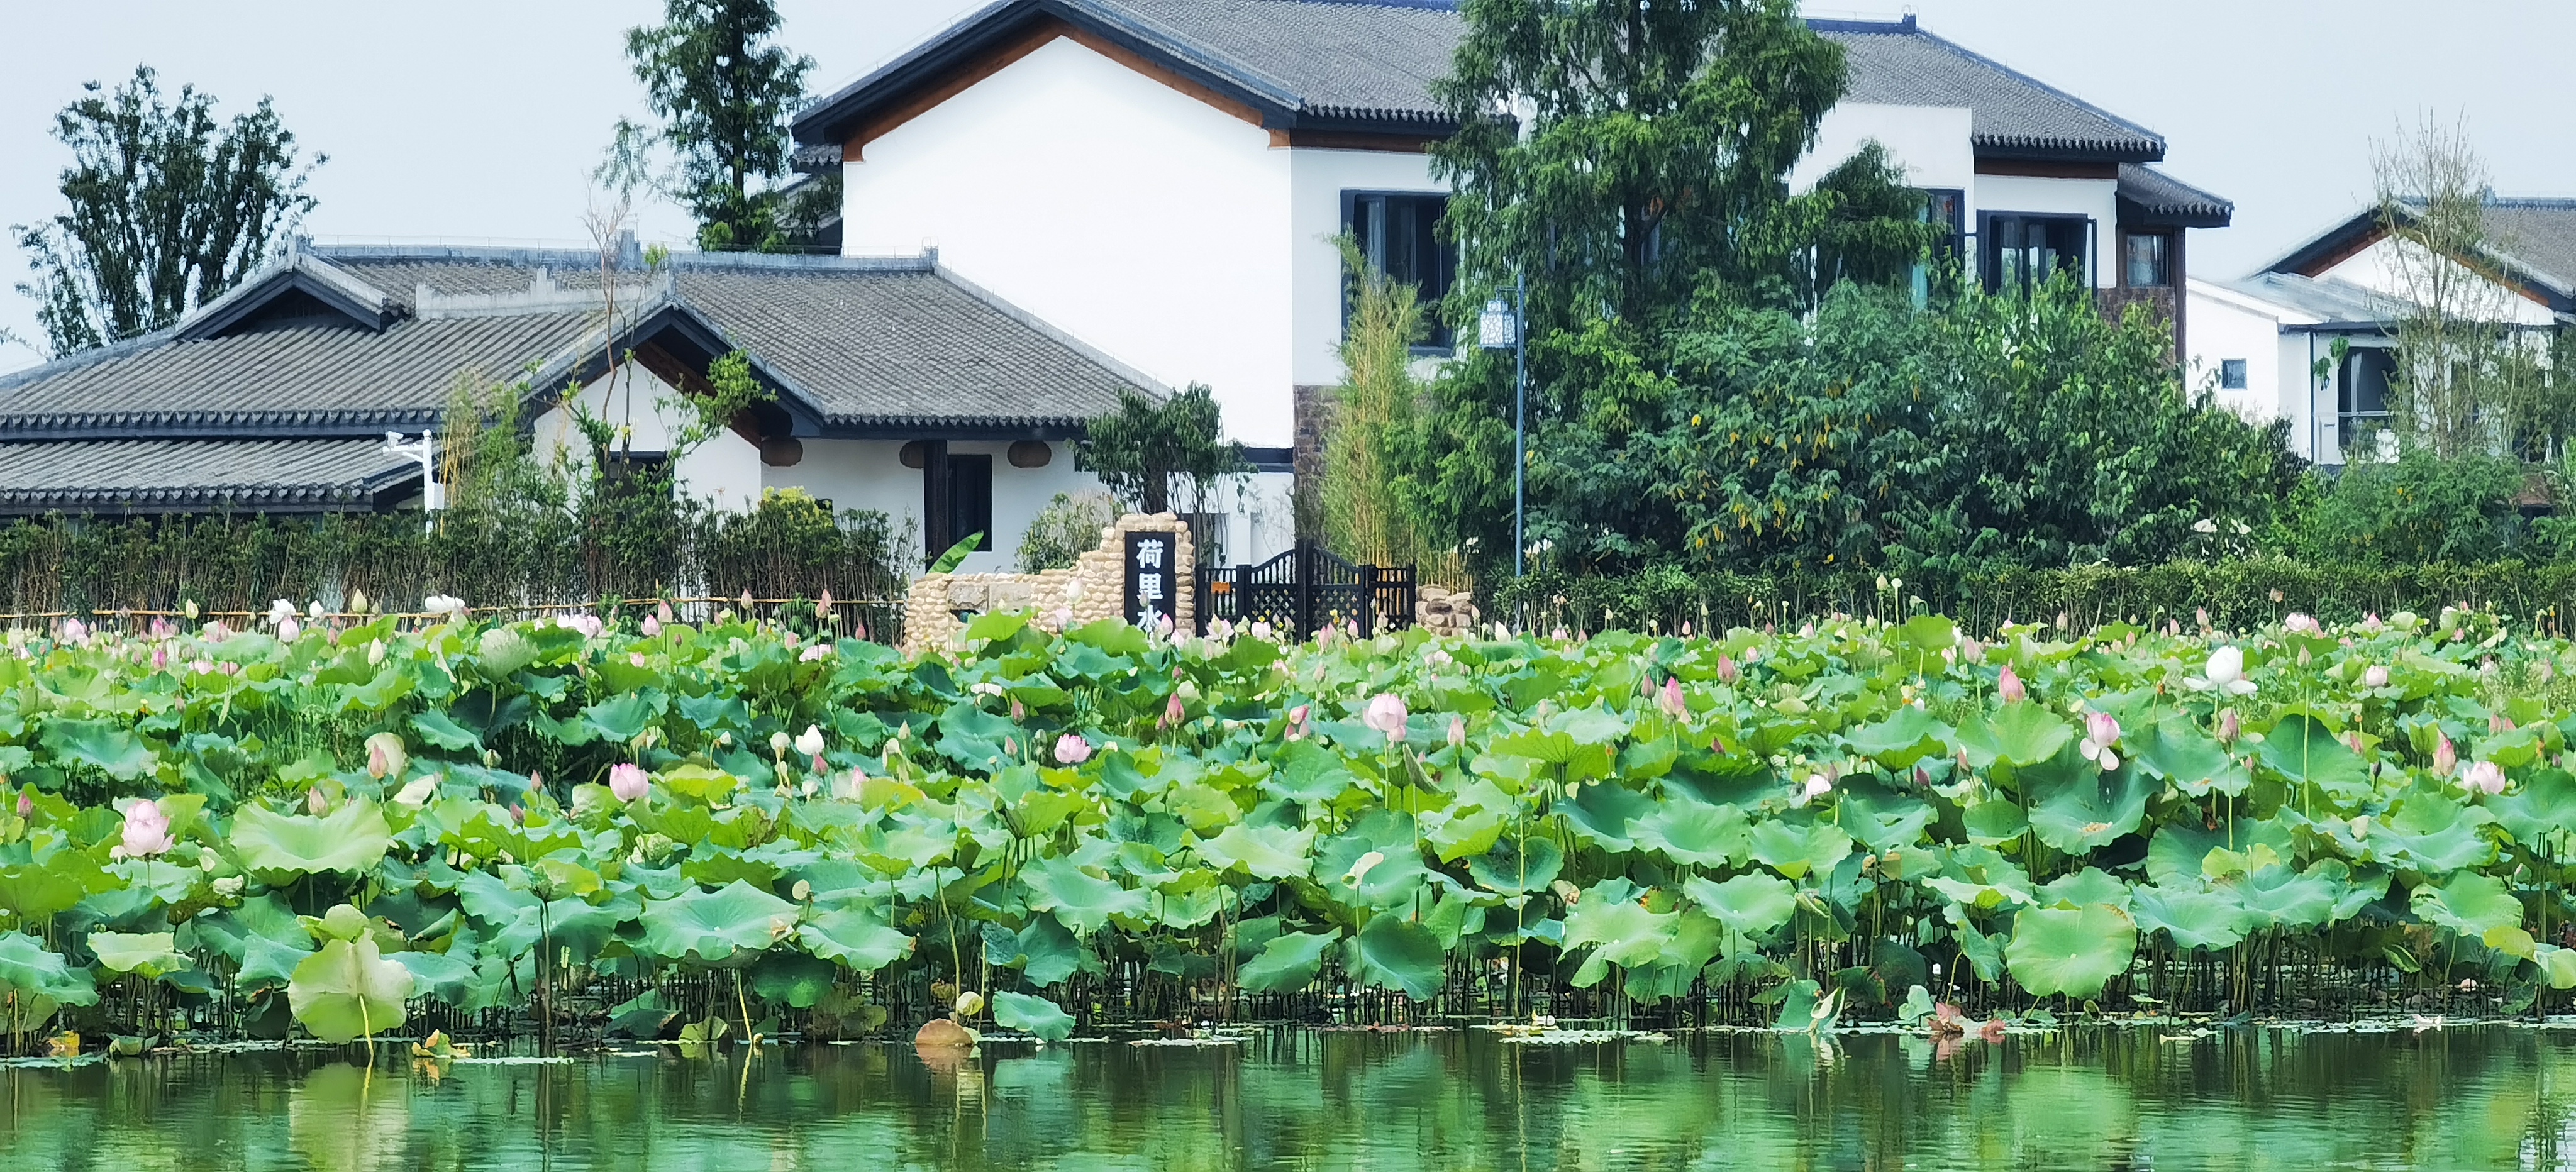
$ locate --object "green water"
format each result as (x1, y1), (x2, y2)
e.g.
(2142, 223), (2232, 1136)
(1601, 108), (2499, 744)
(2, 1027), (2570, 1170)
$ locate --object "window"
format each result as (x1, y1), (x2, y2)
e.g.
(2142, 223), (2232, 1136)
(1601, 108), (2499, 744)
(2124, 232), (2172, 288)
(2220, 360), (2248, 390)
(1923, 189), (1966, 258)
(2340, 348), (2396, 423)
(1345, 191), (1457, 349)
(1981, 213), (2090, 294)
(947, 454), (992, 553)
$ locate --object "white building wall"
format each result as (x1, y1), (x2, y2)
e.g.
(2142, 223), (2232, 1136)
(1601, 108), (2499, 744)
(838, 36), (1297, 446)
(1287, 148), (1447, 389)
(770, 439), (1106, 577)
(531, 367), (765, 511)
(2312, 236), (2562, 328)
(2185, 278), (2299, 425)
(1792, 103), (1975, 194)
(1968, 175), (2122, 289)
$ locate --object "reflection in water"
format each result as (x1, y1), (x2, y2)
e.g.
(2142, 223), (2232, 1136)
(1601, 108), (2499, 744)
(1, 1027), (2572, 1169)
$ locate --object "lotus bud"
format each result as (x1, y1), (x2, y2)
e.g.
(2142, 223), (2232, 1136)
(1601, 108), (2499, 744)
(1054, 734), (1093, 765)
(2490, 713), (2514, 734)
(609, 763), (648, 802)
(279, 617), (301, 643)
(1660, 676), (1687, 719)
(347, 588), (370, 616)
(2363, 665), (2389, 688)
(1163, 692), (1186, 728)
(817, 590), (834, 620)
(2460, 760), (2506, 797)
(151, 645), (167, 670)
(1997, 665), (2026, 704)
(2433, 732), (2458, 778)
(508, 804), (525, 825)
(364, 731), (408, 780)
(394, 775), (438, 807)
(1448, 715), (1467, 749)
(2216, 709), (2240, 745)
(1716, 655), (1740, 684)
(306, 787), (327, 815)
(184, 600), (199, 620)
(14, 791), (28, 819)
(954, 991), (984, 1019)
(769, 731), (792, 758)
(1010, 697), (1026, 721)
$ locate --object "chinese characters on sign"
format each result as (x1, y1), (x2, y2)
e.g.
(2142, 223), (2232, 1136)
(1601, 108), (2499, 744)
(1124, 530), (1175, 629)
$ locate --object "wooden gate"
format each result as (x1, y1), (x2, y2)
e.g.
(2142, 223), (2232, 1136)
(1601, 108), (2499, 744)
(1194, 543), (1416, 637)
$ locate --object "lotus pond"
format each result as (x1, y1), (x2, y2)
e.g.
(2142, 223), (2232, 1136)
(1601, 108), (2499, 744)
(4, 1024), (2576, 1169)
(0, 600), (2570, 1055)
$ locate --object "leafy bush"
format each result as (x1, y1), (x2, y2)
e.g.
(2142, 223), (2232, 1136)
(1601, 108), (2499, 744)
(1015, 492), (1119, 573)
(2287, 449), (2529, 565)
(0, 601), (2569, 1049)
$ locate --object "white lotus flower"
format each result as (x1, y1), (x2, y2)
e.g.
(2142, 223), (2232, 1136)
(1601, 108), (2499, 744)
(793, 724), (827, 758)
(2186, 646), (2258, 695)
(266, 599), (296, 627)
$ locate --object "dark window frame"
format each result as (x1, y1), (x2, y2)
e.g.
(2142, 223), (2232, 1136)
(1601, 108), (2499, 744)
(1341, 189), (1458, 353)
(2219, 358), (2248, 390)
(947, 453), (993, 553)
(2124, 231), (2174, 289)
(1980, 211), (2093, 295)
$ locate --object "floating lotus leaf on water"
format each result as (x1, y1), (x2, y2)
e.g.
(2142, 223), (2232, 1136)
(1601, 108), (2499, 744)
(2004, 904), (2136, 999)
(1238, 929), (1340, 993)
(2128, 883), (2253, 951)
(231, 801), (393, 879)
(992, 990), (1075, 1041)
(287, 934), (411, 1043)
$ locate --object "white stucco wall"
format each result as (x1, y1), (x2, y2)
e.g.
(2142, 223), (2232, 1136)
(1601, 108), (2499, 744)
(840, 36), (1297, 446)
(767, 439), (1108, 576)
(2185, 278), (2300, 425)
(1969, 175), (2121, 288)
(1287, 148), (1447, 389)
(531, 366), (765, 511)
(1792, 103), (1975, 194)
(2312, 236), (2561, 328)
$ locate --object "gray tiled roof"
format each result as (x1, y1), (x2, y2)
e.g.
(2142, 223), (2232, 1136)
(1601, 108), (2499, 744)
(1092, 0), (1461, 124)
(2118, 165), (2233, 229)
(2482, 199), (2576, 296)
(0, 438), (409, 514)
(799, 4), (2170, 165)
(0, 246), (1160, 513)
(1815, 19), (2163, 161)
(2226, 273), (2393, 328)
(0, 311), (597, 436)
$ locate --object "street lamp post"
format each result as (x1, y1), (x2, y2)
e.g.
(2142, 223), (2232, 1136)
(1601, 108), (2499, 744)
(383, 430), (443, 533)
(1478, 270), (1528, 578)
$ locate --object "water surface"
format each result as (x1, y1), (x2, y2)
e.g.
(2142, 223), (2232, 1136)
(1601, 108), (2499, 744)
(4, 1026), (2572, 1169)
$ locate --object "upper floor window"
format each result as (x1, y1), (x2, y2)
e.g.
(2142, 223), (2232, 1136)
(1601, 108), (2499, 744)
(1982, 213), (2089, 295)
(2124, 232), (2173, 288)
(1344, 191), (1456, 350)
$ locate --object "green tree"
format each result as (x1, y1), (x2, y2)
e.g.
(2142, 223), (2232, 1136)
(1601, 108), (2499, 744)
(1414, 0), (1940, 576)
(1076, 385), (1247, 516)
(623, 0), (816, 252)
(1322, 238), (1430, 567)
(11, 67), (320, 357)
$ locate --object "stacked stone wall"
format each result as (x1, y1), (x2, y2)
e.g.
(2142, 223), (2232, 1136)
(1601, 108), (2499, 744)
(902, 514), (1193, 655)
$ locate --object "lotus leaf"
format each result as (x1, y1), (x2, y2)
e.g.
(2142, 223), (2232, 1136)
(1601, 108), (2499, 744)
(2022, 753), (2153, 853)
(0, 931), (97, 1006)
(1019, 855), (1150, 935)
(87, 931), (185, 976)
(799, 907), (914, 972)
(2128, 884), (2252, 951)
(2257, 716), (2375, 804)
(287, 936), (411, 1042)
(1750, 819), (1853, 880)
(1629, 800), (1750, 869)
(1348, 914), (1445, 1001)
(1684, 872), (1797, 944)
(231, 801), (392, 878)
(1193, 823), (1315, 881)
(1960, 702), (2073, 768)
(2004, 904), (2136, 998)
(1467, 836), (1562, 895)
(1239, 929), (1340, 993)
(992, 990), (1075, 1041)
(2410, 871), (2524, 939)
(638, 881), (799, 965)
(2491, 768), (2576, 845)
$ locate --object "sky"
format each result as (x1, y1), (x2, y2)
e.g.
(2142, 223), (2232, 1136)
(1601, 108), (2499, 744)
(3, 0), (2573, 373)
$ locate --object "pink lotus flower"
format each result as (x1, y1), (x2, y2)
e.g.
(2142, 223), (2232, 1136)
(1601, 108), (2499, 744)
(817, 589), (834, 619)
(1997, 665), (2026, 704)
(2433, 732), (2458, 778)
(1447, 715), (1467, 749)
(2363, 665), (2389, 688)
(62, 617), (87, 643)
(2079, 712), (2121, 771)
(1054, 734), (1093, 765)
(2284, 613), (2321, 634)
(1715, 655), (1740, 684)
(116, 799), (174, 858)
(2490, 713), (2515, 734)
(14, 791), (30, 819)
(1362, 693), (1409, 738)
(1286, 704), (1312, 736)
(609, 763), (648, 802)
(151, 645), (167, 670)
(800, 644), (831, 661)
(1660, 676), (1687, 719)
(658, 600), (675, 624)
(2460, 760), (2506, 797)
(278, 617), (301, 643)
(642, 615), (663, 638)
